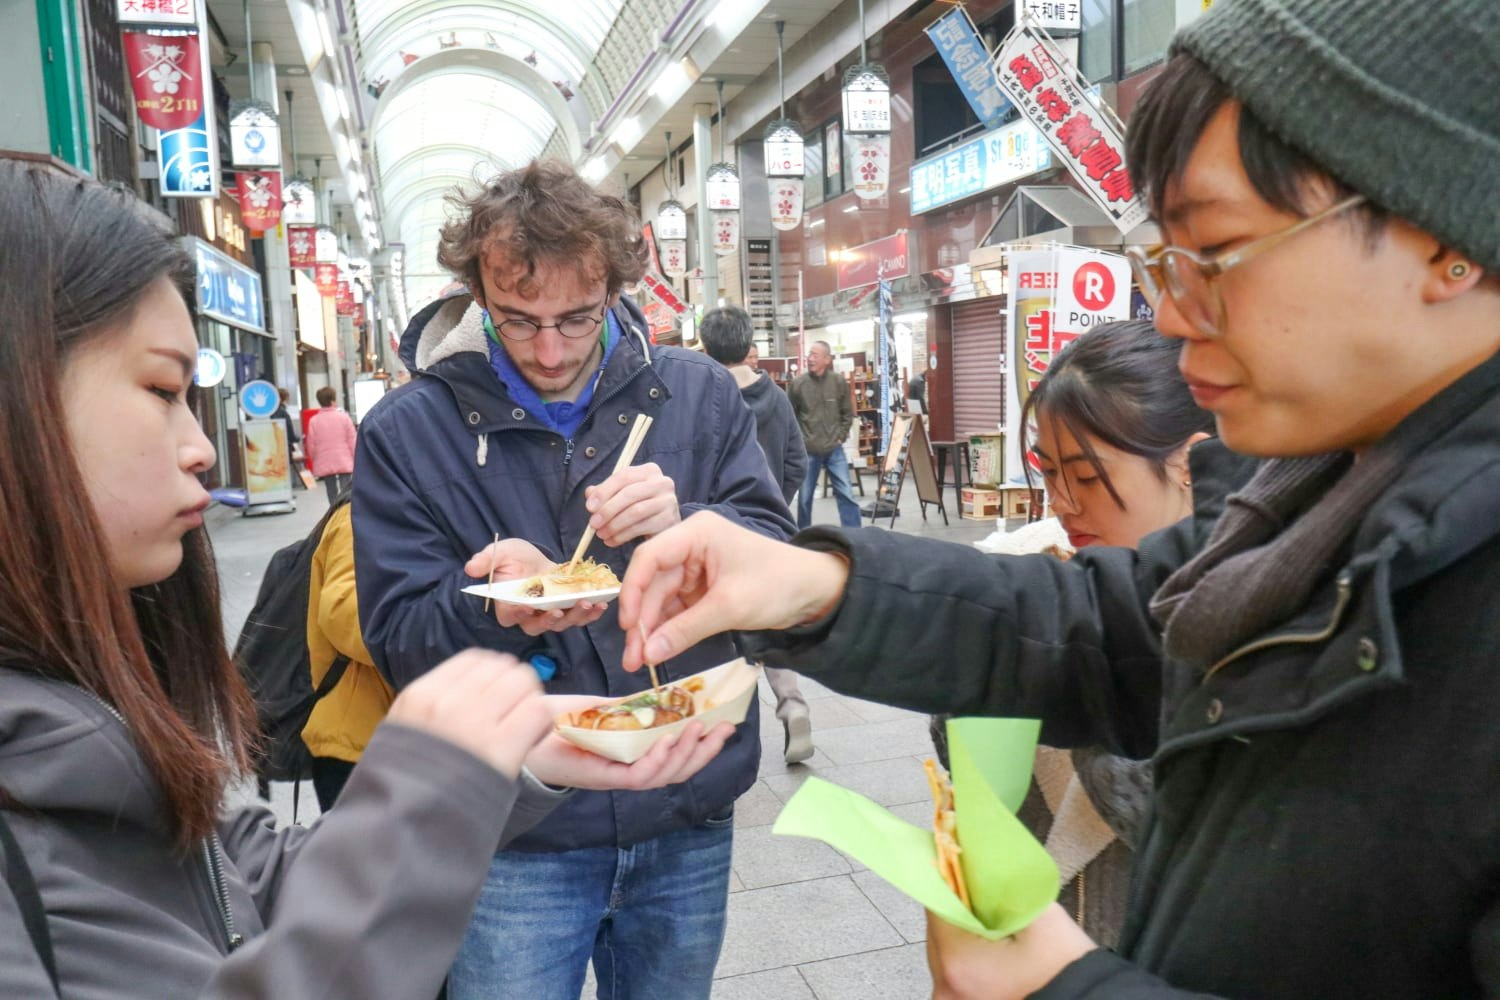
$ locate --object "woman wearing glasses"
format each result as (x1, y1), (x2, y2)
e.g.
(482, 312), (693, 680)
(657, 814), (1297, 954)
(617, 0), (1500, 996)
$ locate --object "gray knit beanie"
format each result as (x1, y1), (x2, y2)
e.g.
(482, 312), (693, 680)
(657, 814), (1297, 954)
(1174, 0), (1500, 271)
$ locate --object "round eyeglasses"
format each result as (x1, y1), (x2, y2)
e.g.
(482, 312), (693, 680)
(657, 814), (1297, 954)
(483, 308), (606, 343)
(1127, 195), (1366, 338)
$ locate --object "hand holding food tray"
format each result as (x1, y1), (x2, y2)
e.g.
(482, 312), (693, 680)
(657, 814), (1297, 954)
(462, 558), (622, 611)
(772, 717), (1059, 938)
(552, 658), (760, 763)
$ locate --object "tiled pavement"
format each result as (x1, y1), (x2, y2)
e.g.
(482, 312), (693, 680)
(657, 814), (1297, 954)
(213, 477), (998, 999)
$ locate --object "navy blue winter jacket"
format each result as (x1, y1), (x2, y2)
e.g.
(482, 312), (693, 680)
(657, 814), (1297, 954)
(353, 293), (794, 852)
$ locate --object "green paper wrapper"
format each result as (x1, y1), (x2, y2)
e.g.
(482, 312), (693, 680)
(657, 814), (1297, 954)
(772, 717), (1058, 939)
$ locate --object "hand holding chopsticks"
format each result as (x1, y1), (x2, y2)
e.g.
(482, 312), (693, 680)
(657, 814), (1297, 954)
(566, 413), (656, 568)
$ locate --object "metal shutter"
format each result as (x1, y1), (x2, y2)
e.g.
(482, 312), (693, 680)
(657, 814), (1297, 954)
(950, 296), (1006, 438)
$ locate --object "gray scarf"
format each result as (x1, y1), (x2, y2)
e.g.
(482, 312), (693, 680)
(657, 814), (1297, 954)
(1150, 354), (1500, 670)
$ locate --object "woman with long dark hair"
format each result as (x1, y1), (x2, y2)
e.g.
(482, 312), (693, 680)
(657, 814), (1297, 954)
(0, 161), (731, 998)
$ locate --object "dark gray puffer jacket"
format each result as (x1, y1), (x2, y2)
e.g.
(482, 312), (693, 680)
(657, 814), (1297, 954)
(0, 667), (564, 999)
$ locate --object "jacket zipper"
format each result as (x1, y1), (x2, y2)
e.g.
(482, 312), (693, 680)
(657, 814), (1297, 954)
(80, 686), (242, 952)
(1201, 573), (1354, 682)
(202, 834), (244, 951)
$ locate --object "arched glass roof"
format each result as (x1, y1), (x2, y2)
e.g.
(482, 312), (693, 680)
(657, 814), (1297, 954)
(351, 0), (626, 311)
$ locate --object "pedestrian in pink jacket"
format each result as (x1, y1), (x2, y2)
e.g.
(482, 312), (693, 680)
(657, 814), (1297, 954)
(305, 386), (357, 503)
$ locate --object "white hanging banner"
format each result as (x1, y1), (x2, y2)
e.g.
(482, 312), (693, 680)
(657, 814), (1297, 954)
(712, 211), (739, 256)
(993, 23), (1148, 233)
(705, 165), (741, 211)
(229, 105), (281, 168)
(850, 134), (891, 201)
(769, 178), (804, 231)
(282, 179), (316, 224)
(660, 239), (688, 278)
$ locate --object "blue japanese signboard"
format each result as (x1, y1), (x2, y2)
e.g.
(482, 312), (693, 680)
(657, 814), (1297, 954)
(909, 118), (1052, 215)
(159, 111), (218, 198)
(925, 7), (1011, 131)
(191, 239), (265, 332)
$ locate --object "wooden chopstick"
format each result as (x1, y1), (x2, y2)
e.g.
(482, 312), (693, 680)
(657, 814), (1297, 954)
(482, 531), (500, 613)
(565, 413), (654, 569)
(639, 624), (663, 692)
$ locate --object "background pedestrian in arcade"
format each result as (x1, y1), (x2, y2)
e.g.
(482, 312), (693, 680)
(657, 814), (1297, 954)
(789, 339), (861, 529)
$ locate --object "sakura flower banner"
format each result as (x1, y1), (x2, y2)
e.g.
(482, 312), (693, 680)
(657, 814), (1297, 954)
(236, 171), (282, 231)
(769, 179), (804, 232)
(123, 31), (202, 130)
(288, 225), (317, 268)
(712, 211), (739, 257)
(851, 135), (891, 201)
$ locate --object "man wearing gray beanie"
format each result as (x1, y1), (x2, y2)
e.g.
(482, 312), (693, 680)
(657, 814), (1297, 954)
(913, 0), (1500, 997)
(612, 2), (1500, 999)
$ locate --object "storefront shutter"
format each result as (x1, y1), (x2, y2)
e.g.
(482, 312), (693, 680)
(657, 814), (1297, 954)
(950, 296), (1006, 438)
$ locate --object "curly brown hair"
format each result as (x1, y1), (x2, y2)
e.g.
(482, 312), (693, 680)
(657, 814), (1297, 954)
(436, 160), (647, 300)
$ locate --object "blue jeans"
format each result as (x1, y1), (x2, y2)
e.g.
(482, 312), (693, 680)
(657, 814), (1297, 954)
(799, 448), (863, 529)
(449, 820), (733, 1000)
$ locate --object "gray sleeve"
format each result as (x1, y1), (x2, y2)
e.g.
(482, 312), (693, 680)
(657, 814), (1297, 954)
(0, 880), (58, 998)
(204, 723), (536, 1000)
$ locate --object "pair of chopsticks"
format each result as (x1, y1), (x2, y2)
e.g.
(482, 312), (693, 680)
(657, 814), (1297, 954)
(565, 413), (654, 571)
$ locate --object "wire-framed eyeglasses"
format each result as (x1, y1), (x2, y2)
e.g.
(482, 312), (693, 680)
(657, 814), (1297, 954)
(1127, 194), (1367, 338)
(483, 307), (607, 343)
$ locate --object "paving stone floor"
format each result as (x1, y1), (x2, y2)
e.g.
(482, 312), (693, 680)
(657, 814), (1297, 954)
(213, 476), (999, 999)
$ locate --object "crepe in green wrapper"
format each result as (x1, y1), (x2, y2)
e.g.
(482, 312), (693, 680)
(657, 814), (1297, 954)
(771, 717), (1058, 939)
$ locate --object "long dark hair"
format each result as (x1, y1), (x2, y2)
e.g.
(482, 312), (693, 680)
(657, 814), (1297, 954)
(0, 160), (256, 848)
(1021, 319), (1213, 509)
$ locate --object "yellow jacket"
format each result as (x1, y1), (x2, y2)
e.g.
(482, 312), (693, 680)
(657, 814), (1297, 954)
(301, 503), (395, 763)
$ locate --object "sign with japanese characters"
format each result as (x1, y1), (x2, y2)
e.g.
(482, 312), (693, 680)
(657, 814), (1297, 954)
(229, 105), (280, 168)
(659, 239), (687, 279)
(843, 87), (891, 135)
(1052, 248), (1130, 335)
(925, 7), (1012, 131)
(705, 165), (741, 211)
(770, 178), (804, 231)
(764, 135), (805, 177)
(236, 171), (281, 231)
(288, 225), (317, 268)
(640, 272), (688, 315)
(1019, 0), (1082, 32)
(994, 24), (1148, 233)
(315, 263), (339, 298)
(336, 280), (355, 316)
(159, 111), (216, 197)
(837, 231), (911, 292)
(122, 31), (202, 130)
(850, 134), (891, 201)
(117, 0), (196, 28)
(282, 179), (316, 225)
(1004, 248), (1081, 481)
(191, 238), (264, 331)
(909, 118), (1051, 214)
(712, 211), (739, 257)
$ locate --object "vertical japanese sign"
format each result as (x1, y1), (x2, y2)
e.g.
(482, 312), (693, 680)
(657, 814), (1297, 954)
(876, 278), (896, 457)
(155, 0), (215, 198)
(122, 31), (202, 129)
(994, 24), (1148, 233)
(1003, 249), (1063, 481)
(925, 7), (1012, 130)
(1019, 1), (1082, 32)
(315, 263), (339, 298)
(236, 171), (282, 230)
(117, 0), (196, 28)
(287, 225), (317, 267)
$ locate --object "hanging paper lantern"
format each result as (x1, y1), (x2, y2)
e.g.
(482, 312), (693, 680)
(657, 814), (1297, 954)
(656, 200), (688, 241)
(769, 179), (804, 232)
(712, 210), (739, 256)
(660, 239), (688, 279)
(850, 134), (892, 201)
(705, 163), (741, 211)
(229, 101), (281, 169)
(282, 178), (316, 225)
(841, 63), (892, 135)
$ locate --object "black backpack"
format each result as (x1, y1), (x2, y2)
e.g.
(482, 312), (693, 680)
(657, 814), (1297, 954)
(233, 493), (353, 785)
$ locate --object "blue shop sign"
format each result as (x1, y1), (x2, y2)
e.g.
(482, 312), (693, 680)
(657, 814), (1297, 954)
(909, 119), (1052, 215)
(925, 7), (1012, 130)
(239, 379), (280, 419)
(190, 239), (265, 332)
(159, 112), (218, 198)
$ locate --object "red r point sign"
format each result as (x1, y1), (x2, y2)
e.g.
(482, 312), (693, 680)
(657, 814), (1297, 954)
(1053, 249), (1130, 335)
(1073, 260), (1116, 311)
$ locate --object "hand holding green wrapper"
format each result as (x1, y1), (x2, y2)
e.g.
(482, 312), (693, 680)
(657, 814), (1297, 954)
(771, 717), (1059, 939)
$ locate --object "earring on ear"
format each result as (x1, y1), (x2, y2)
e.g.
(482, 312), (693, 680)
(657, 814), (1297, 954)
(1449, 261), (1472, 280)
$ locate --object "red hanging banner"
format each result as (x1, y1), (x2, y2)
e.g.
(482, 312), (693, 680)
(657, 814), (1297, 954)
(287, 225), (317, 268)
(235, 171), (282, 231)
(122, 31), (203, 131)
(336, 280), (355, 316)
(315, 263), (339, 298)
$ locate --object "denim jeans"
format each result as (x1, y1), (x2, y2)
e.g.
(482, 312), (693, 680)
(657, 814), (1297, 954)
(798, 447), (863, 529)
(449, 819), (734, 1000)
